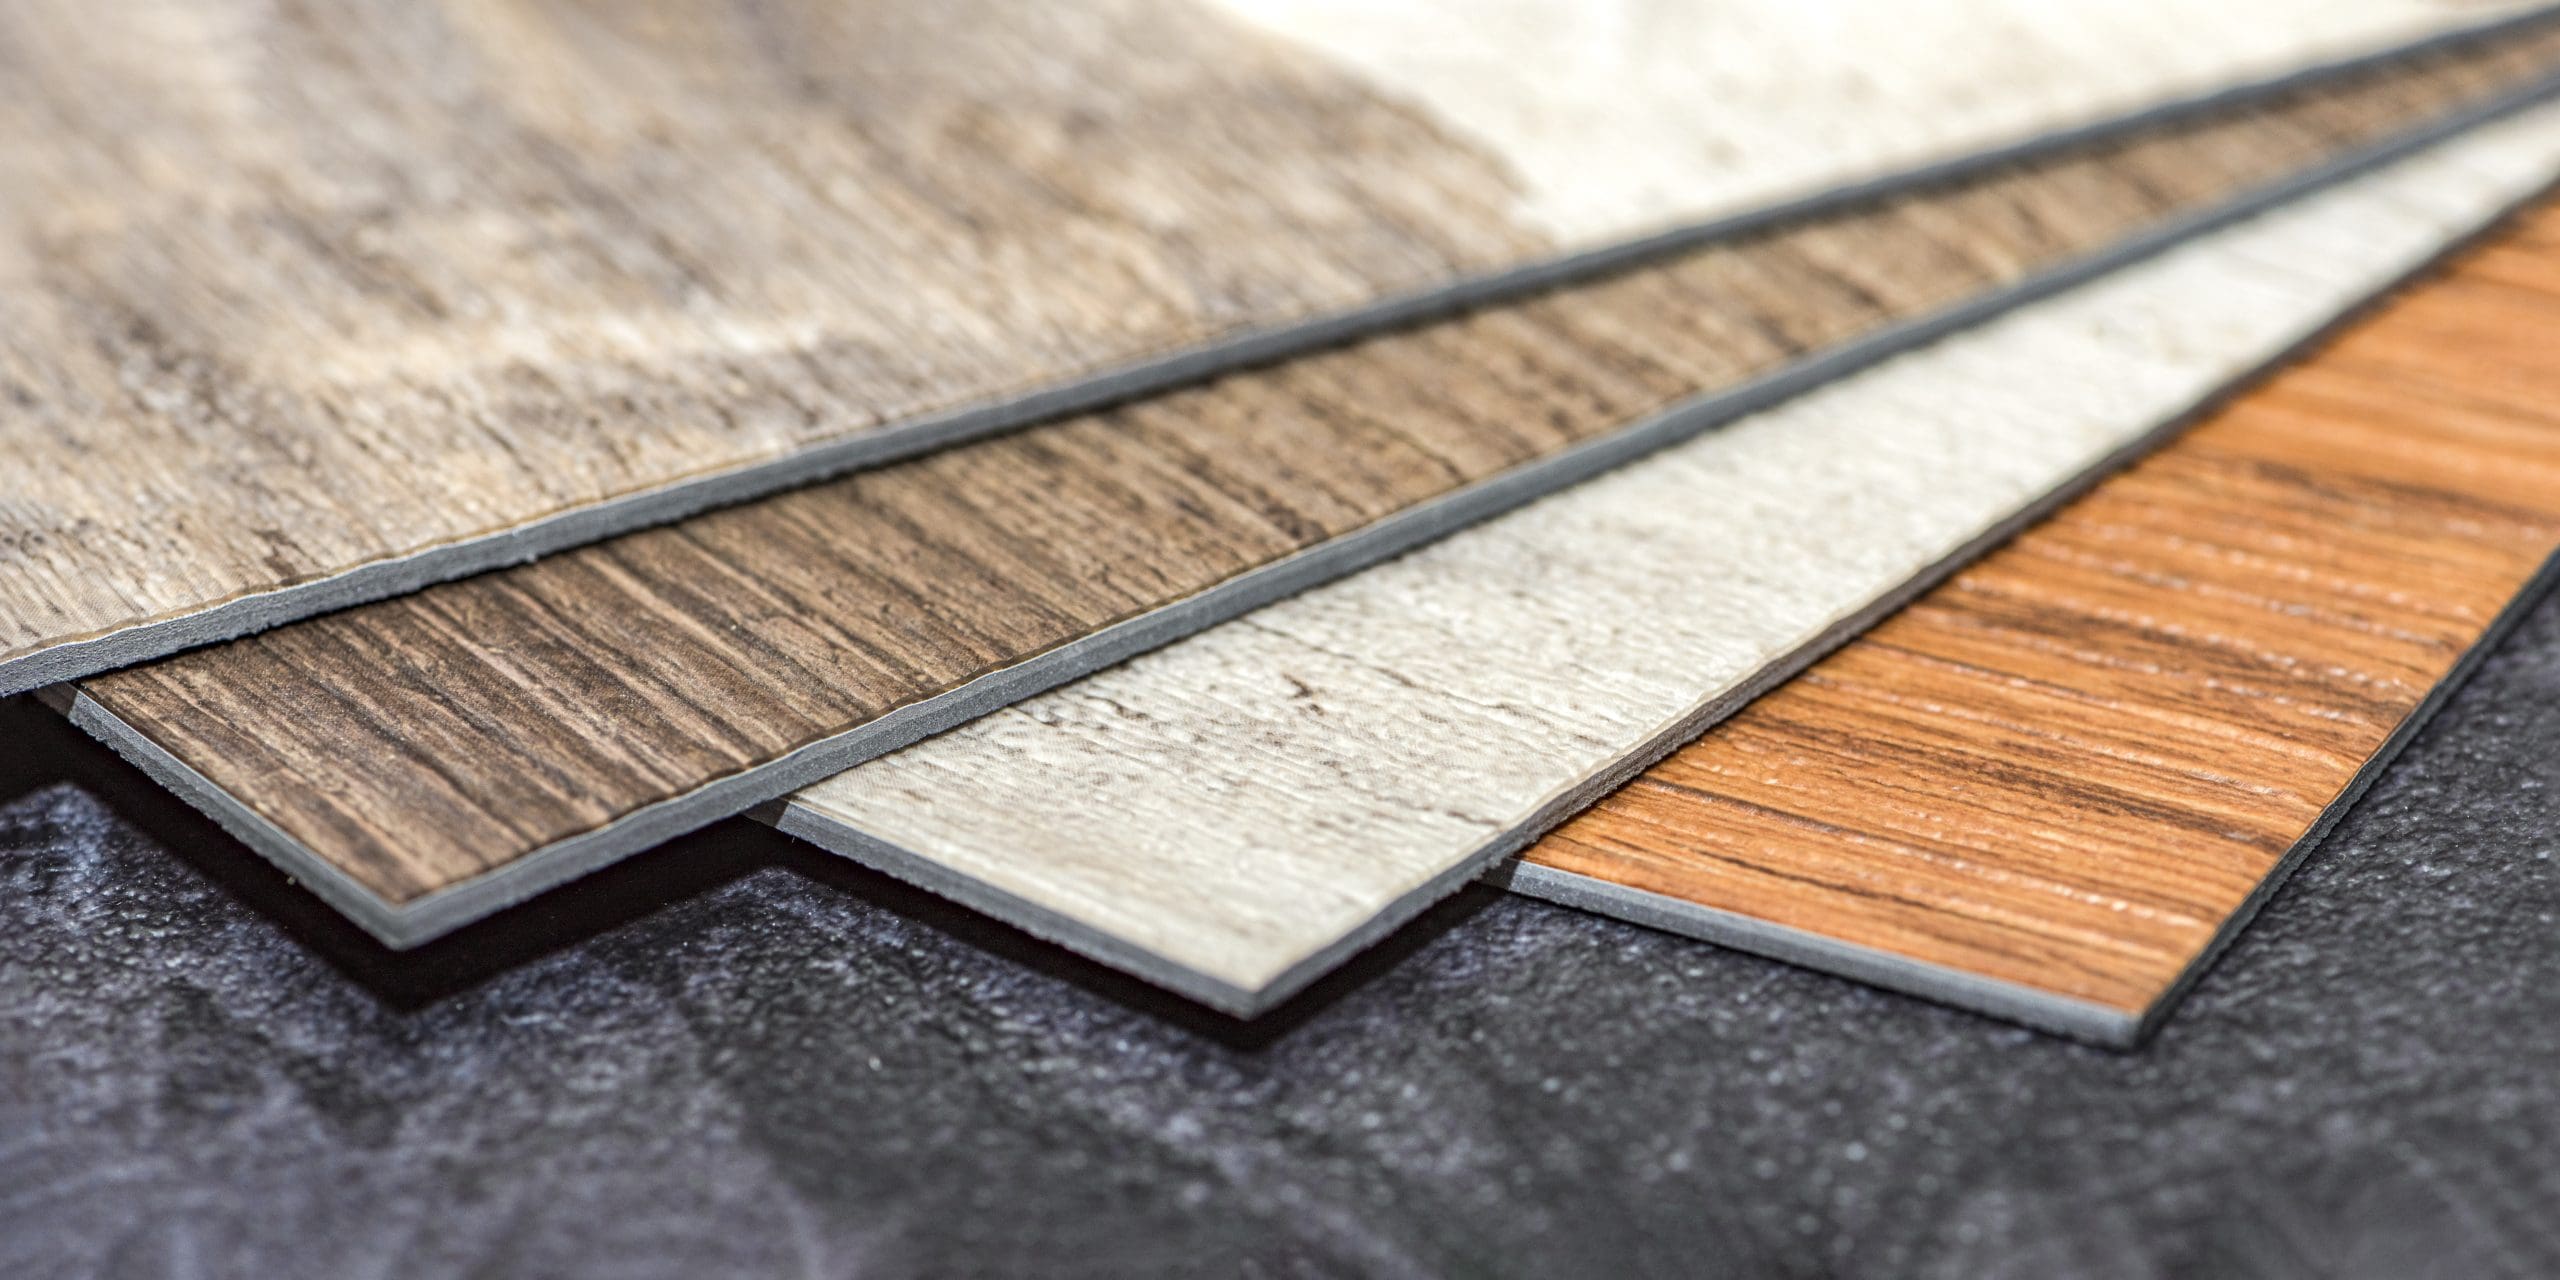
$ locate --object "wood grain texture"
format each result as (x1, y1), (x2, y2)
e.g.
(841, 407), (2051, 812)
(1516, 204), (2560, 1043)
(1216, 0), (2549, 241)
(63, 50), (2560, 945)
(1, 2), (2550, 694)
(0, 0), (1528, 692)
(775, 107), (2560, 1015)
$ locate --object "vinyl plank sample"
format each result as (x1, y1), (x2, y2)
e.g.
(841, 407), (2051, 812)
(54, 54), (2560, 946)
(772, 104), (2560, 1017)
(2, 1), (2552, 694)
(1511, 208), (2560, 1045)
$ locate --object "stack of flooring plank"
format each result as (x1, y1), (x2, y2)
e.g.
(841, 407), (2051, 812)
(12, 0), (2560, 1046)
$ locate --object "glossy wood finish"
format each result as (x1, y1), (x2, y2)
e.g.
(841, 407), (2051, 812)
(65, 55), (2560, 942)
(1517, 206), (2560, 1043)
(774, 115), (2560, 1016)
(3, 2), (2551, 696)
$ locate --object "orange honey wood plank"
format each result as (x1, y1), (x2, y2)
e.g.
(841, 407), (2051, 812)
(1508, 202), (2560, 1045)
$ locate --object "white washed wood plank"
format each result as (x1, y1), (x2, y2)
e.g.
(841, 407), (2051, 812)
(1217, 0), (2549, 241)
(770, 101), (2560, 1013)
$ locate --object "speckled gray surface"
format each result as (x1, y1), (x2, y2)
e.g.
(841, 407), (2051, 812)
(3, 591), (2557, 1279)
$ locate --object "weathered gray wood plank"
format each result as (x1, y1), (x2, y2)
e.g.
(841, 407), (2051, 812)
(4, 0), (2549, 692)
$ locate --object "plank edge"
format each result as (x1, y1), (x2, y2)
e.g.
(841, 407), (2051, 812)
(42, 686), (431, 948)
(2129, 543), (2560, 1044)
(1494, 860), (2145, 1046)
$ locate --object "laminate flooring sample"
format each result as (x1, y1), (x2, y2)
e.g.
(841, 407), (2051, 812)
(2, 1), (2553, 693)
(1510, 207), (2560, 1045)
(773, 104), (2560, 1017)
(57, 57), (2557, 946)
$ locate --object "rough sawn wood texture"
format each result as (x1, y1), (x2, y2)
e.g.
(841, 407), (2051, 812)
(0, 0), (1525, 693)
(1, 0), (2552, 694)
(1517, 204), (2560, 1044)
(775, 109), (2560, 1018)
(60, 42), (2560, 943)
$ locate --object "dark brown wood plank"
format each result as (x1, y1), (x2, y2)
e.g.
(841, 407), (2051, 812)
(65, 37), (2560, 939)
(1517, 203), (2560, 1040)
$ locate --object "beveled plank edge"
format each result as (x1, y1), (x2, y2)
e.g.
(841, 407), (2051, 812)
(1494, 863), (2143, 1045)
(40, 684), (433, 946)
(59, 82), (2560, 952)
(6, 5), (2557, 698)
(751, 798), (1246, 1013)
(2122, 545), (2560, 1045)
(755, 795), (1491, 1017)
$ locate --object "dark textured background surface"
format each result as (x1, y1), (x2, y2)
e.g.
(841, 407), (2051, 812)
(2, 589), (2555, 1279)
